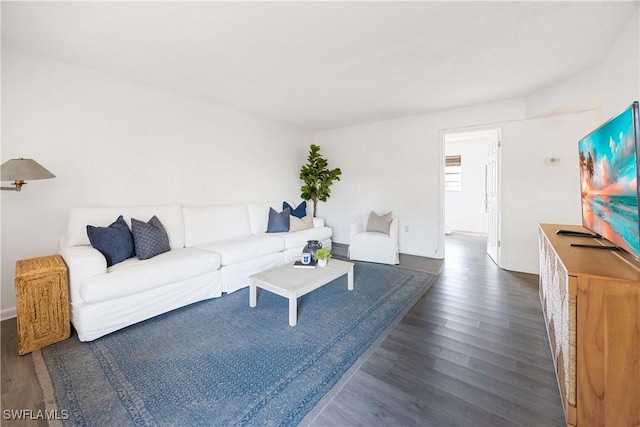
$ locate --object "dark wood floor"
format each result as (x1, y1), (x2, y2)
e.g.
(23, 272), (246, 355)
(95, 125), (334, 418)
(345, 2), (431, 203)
(309, 234), (564, 426)
(1, 319), (47, 426)
(1, 233), (564, 427)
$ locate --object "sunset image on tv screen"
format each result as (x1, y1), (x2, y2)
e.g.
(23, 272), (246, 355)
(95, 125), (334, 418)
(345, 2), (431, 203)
(578, 105), (639, 257)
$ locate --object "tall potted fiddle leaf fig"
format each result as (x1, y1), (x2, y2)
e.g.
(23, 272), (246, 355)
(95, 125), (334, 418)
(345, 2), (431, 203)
(300, 144), (342, 217)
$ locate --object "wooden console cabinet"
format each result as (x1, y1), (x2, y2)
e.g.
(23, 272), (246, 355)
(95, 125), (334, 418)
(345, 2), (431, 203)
(539, 224), (640, 426)
(15, 255), (70, 355)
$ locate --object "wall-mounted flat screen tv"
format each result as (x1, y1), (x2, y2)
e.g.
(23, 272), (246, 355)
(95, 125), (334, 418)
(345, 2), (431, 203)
(578, 101), (640, 259)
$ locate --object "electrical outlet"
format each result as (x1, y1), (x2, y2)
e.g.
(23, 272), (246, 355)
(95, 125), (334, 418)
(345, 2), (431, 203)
(404, 225), (409, 232)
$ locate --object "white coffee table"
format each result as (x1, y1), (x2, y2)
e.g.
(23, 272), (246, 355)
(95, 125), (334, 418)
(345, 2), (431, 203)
(249, 259), (354, 326)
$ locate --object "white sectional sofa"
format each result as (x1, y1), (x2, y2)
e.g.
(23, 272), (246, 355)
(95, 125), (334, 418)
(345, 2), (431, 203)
(59, 201), (332, 341)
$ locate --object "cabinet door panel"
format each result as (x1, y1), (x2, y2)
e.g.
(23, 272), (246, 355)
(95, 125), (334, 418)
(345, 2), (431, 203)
(577, 278), (640, 426)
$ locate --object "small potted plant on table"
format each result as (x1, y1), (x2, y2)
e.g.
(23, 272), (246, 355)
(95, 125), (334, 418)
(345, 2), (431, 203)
(314, 247), (332, 267)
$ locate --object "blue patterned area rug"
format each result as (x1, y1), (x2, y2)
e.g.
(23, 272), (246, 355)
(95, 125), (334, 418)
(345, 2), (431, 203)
(34, 262), (437, 426)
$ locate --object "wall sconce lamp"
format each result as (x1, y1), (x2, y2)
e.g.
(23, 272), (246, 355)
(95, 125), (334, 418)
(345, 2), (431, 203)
(1, 158), (56, 191)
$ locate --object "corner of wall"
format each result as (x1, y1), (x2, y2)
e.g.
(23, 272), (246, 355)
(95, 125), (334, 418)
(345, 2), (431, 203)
(600, 8), (640, 119)
(524, 66), (602, 119)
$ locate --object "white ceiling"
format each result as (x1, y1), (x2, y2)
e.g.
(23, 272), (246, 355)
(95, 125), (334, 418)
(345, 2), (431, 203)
(2, 1), (638, 131)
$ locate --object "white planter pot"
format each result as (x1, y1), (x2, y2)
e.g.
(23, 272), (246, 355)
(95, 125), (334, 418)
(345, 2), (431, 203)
(317, 259), (328, 267)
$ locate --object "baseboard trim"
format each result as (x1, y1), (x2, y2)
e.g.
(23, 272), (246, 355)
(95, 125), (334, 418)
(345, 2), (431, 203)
(1, 307), (17, 321)
(501, 263), (538, 275)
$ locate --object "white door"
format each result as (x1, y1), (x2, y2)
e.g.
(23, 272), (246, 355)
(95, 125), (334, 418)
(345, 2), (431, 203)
(486, 137), (501, 264)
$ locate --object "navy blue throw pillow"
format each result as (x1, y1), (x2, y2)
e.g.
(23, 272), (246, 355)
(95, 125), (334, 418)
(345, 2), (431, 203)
(283, 201), (307, 219)
(131, 215), (171, 260)
(87, 215), (136, 267)
(267, 207), (290, 233)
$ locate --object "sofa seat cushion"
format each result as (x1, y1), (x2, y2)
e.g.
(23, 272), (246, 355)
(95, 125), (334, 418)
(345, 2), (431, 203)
(195, 234), (285, 266)
(351, 230), (396, 248)
(80, 248), (221, 304)
(277, 227), (333, 249)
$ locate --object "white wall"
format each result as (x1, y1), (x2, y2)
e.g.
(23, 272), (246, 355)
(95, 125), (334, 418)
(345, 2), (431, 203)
(316, 102), (599, 272)
(524, 65), (602, 118)
(0, 48), (313, 318)
(315, 98), (526, 258)
(600, 9), (640, 119)
(500, 111), (600, 273)
(444, 138), (489, 234)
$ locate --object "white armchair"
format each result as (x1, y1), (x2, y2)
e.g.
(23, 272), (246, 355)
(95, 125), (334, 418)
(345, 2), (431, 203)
(349, 212), (399, 265)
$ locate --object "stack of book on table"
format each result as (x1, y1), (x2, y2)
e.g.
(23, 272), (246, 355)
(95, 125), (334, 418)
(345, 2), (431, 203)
(293, 260), (317, 269)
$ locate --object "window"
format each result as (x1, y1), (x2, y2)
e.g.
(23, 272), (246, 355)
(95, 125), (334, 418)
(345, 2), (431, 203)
(445, 155), (462, 191)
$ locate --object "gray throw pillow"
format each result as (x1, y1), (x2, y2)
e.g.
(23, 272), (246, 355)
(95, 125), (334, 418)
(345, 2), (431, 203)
(366, 211), (393, 234)
(267, 207), (290, 233)
(131, 215), (171, 260)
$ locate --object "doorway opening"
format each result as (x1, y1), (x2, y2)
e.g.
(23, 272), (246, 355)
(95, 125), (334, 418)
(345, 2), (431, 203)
(443, 128), (501, 266)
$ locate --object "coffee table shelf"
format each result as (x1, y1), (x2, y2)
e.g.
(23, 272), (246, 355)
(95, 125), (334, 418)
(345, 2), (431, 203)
(249, 259), (354, 326)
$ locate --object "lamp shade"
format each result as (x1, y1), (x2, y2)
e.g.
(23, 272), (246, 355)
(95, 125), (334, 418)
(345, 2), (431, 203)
(1, 158), (56, 181)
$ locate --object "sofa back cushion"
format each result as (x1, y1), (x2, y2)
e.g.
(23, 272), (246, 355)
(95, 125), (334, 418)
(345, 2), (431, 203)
(246, 201), (282, 235)
(183, 204), (251, 247)
(67, 205), (185, 249)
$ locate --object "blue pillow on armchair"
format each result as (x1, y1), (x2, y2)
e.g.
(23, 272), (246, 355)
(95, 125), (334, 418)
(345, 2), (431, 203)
(283, 201), (307, 219)
(87, 215), (136, 267)
(267, 207), (290, 233)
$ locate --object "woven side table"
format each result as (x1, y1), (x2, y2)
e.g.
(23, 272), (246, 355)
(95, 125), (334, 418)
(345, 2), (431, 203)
(15, 255), (70, 355)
